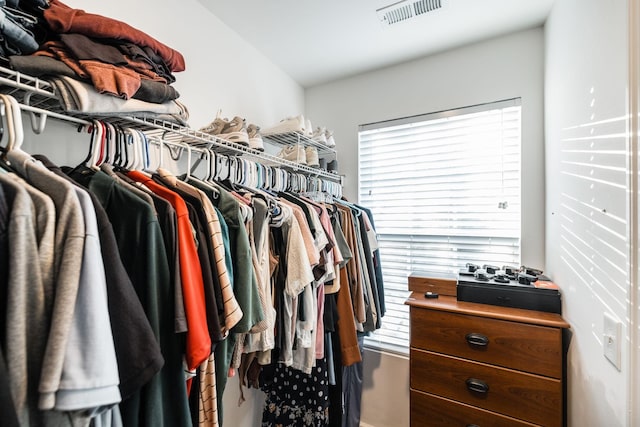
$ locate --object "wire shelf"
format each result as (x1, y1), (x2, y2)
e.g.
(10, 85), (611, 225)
(262, 131), (337, 156)
(0, 65), (342, 183)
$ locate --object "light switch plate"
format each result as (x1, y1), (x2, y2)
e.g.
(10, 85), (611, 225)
(603, 312), (622, 370)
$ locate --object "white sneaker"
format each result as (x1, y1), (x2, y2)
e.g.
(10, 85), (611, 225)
(247, 124), (264, 151)
(277, 144), (306, 164)
(262, 115), (305, 135)
(312, 127), (328, 145)
(325, 129), (336, 147)
(305, 118), (313, 137)
(305, 146), (319, 167)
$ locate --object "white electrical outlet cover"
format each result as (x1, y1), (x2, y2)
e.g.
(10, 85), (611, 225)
(603, 312), (622, 371)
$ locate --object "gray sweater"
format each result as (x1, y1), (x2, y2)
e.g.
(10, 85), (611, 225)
(0, 173), (50, 426)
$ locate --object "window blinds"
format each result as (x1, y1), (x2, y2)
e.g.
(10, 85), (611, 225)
(358, 99), (522, 353)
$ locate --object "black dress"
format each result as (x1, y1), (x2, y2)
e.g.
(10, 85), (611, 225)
(261, 358), (330, 427)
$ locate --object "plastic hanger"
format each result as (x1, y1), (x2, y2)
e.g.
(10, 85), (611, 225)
(138, 130), (150, 171)
(65, 120), (99, 177)
(111, 125), (122, 167)
(126, 129), (139, 170)
(0, 94), (16, 153)
(215, 154), (230, 182)
(206, 148), (216, 182)
(88, 120), (106, 169)
(183, 147), (220, 198)
(125, 128), (140, 170)
(118, 126), (129, 168)
(155, 136), (164, 170)
(103, 122), (117, 165)
(197, 148), (210, 181)
(6, 95), (24, 152)
(183, 143), (192, 182)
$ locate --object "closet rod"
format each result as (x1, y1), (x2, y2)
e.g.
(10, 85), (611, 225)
(148, 135), (207, 155)
(131, 117), (342, 182)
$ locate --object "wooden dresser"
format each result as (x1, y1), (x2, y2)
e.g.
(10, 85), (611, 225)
(406, 275), (570, 427)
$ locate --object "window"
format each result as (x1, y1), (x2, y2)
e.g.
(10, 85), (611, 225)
(358, 99), (522, 354)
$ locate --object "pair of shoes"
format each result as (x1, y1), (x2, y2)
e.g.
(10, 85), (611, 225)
(199, 116), (227, 135)
(247, 124), (265, 151)
(324, 129), (336, 147)
(277, 145), (320, 167)
(311, 126), (336, 148)
(311, 127), (327, 145)
(305, 118), (314, 138)
(263, 115), (316, 136)
(262, 115), (305, 135)
(277, 144), (306, 164)
(200, 114), (250, 146)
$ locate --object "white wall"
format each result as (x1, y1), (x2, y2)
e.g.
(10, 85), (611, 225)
(632, 3), (640, 424)
(305, 28), (545, 427)
(60, 0), (304, 129)
(545, 1), (630, 426)
(16, 0), (305, 424)
(305, 27), (546, 270)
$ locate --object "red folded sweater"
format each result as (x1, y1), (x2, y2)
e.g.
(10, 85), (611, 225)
(43, 0), (186, 72)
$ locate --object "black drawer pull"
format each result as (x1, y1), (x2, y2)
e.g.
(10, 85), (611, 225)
(466, 378), (489, 394)
(465, 332), (489, 347)
(466, 425), (480, 427)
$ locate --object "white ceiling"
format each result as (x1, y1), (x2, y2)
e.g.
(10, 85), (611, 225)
(198, 0), (556, 88)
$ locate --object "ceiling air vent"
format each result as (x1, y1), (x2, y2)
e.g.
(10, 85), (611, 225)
(377, 0), (443, 26)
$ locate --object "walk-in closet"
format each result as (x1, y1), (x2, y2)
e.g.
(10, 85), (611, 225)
(1, 0), (639, 426)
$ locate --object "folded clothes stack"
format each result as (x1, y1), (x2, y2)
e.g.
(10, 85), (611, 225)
(48, 75), (189, 125)
(0, 0), (49, 61)
(5, 0), (188, 123)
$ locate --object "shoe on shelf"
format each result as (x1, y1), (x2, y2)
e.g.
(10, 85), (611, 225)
(247, 124), (265, 151)
(305, 146), (319, 167)
(199, 116), (228, 136)
(218, 116), (250, 146)
(325, 129), (336, 147)
(311, 127), (328, 145)
(318, 157), (327, 170)
(305, 118), (314, 137)
(262, 115), (305, 135)
(277, 144), (307, 164)
(327, 159), (338, 173)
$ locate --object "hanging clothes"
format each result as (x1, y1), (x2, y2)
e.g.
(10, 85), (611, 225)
(38, 157), (165, 399)
(60, 161), (186, 427)
(127, 170), (211, 384)
(0, 343), (19, 427)
(5, 149), (122, 425)
(0, 172), (50, 426)
(0, 108), (380, 427)
(188, 178), (265, 427)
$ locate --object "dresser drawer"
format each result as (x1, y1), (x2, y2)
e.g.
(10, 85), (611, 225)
(410, 389), (540, 427)
(410, 349), (562, 427)
(410, 307), (563, 378)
